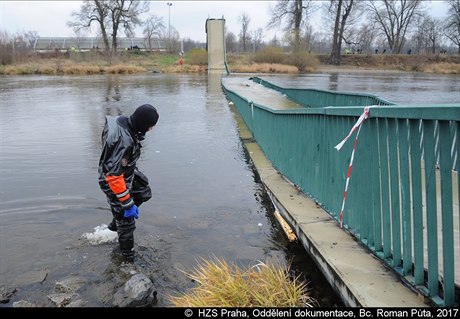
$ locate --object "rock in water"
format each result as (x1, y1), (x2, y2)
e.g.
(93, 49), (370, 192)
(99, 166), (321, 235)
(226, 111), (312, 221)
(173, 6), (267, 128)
(112, 273), (156, 307)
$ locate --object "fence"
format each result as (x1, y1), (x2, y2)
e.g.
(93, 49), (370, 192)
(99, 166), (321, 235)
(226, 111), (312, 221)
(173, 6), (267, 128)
(33, 37), (166, 52)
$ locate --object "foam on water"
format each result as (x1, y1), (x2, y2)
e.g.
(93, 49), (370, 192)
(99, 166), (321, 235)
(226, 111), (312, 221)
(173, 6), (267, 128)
(81, 224), (118, 245)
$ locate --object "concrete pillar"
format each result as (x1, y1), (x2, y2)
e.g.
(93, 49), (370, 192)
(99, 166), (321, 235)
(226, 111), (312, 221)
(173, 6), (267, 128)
(206, 18), (227, 74)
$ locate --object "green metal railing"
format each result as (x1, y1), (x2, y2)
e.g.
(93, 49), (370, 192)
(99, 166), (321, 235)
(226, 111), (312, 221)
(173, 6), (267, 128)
(251, 76), (397, 107)
(223, 83), (459, 307)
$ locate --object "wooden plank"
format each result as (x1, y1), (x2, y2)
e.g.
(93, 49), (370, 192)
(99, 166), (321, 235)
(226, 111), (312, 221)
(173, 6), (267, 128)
(274, 210), (297, 242)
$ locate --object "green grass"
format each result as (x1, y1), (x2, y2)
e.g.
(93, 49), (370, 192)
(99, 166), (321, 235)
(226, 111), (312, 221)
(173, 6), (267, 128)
(158, 54), (180, 66)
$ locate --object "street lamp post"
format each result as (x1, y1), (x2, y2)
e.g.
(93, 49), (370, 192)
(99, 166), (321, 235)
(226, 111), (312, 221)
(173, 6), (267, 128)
(167, 2), (172, 49)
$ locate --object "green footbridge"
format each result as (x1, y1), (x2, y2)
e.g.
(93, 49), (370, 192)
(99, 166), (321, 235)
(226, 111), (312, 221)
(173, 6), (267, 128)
(221, 75), (459, 307)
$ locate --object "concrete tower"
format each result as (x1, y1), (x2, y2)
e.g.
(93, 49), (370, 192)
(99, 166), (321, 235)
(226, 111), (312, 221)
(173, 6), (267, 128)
(205, 18), (228, 74)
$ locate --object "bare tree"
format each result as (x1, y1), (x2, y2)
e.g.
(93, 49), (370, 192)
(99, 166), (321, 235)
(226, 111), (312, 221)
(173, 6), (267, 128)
(410, 14), (424, 54)
(326, 0), (356, 64)
(311, 32), (333, 54)
(72, 28), (88, 52)
(68, 0), (148, 54)
(182, 37), (204, 52)
(410, 13), (434, 54)
(24, 31), (39, 50)
(163, 26), (181, 54)
(354, 23), (379, 53)
(443, 0), (460, 54)
(239, 13), (251, 52)
(303, 24), (314, 52)
(423, 16), (444, 54)
(143, 14), (165, 52)
(225, 31), (238, 53)
(269, 34), (281, 47)
(68, 0), (111, 52)
(251, 28), (265, 52)
(108, 0), (148, 52)
(366, 0), (422, 54)
(0, 30), (14, 65)
(267, 0), (315, 51)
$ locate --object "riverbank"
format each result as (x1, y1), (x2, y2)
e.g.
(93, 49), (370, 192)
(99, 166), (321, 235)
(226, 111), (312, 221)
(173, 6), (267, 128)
(1, 52), (459, 75)
(316, 64), (408, 74)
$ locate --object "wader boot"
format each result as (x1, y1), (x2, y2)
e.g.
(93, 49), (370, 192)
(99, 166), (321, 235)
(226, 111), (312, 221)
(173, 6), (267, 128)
(116, 217), (136, 262)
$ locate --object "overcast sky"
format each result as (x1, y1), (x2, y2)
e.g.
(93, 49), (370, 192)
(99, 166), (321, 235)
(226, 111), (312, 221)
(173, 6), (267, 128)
(0, 1), (449, 43)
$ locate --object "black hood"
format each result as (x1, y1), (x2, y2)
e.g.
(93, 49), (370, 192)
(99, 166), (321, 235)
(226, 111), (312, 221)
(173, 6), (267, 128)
(129, 104), (159, 138)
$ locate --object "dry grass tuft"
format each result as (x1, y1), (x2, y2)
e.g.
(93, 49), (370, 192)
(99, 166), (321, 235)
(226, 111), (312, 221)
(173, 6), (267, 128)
(230, 63), (299, 74)
(163, 64), (207, 73)
(62, 64), (101, 75)
(103, 64), (146, 74)
(420, 62), (460, 74)
(0, 60), (146, 75)
(1, 64), (37, 75)
(167, 257), (316, 307)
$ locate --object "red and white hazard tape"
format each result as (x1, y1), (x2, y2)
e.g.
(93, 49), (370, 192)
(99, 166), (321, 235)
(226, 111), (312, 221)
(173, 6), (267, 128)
(334, 106), (370, 228)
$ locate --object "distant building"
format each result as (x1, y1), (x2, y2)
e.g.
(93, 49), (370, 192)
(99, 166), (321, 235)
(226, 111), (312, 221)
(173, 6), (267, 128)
(33, 37), (166, 52)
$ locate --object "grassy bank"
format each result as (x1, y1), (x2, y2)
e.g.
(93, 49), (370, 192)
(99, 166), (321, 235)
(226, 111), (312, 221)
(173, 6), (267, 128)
(321, 53), (460, 74)
(1, 50), (459, 75)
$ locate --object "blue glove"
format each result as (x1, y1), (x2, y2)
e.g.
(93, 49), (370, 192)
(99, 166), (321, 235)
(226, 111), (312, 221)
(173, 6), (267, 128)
(124, 205), (139, 219)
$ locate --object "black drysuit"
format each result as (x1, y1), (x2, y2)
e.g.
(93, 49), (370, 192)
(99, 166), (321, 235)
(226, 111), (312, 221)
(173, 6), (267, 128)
(98, 115), (151, 260)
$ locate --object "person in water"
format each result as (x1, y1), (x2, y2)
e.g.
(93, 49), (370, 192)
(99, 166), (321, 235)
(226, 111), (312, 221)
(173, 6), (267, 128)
(98, 104), (159, 262)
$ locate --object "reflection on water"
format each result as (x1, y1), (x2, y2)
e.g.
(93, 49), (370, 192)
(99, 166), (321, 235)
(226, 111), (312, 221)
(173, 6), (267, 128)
(328, 73), (339, 91)
(106, 75), (121, 103)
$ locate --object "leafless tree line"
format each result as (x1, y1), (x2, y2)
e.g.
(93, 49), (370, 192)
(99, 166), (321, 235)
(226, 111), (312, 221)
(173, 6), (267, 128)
(1, 0), (459, 66)
(230, 0), (460, 64)
(0, 30), (40, 64)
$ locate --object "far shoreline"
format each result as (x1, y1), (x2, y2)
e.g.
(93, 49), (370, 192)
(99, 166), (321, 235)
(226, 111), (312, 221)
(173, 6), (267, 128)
(316, 64), (407, 74)
(1, 54), (459, 76)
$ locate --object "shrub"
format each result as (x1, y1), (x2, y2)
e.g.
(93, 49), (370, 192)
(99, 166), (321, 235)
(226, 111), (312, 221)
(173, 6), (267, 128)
(253, 46), (285, 64)
(168, 257), (316, 307)
(285, 51), (319, 72)
(186, 48), (208, 65)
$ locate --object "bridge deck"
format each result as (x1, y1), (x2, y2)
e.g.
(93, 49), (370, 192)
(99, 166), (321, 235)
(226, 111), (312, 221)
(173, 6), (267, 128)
(221, 77), (304, 110)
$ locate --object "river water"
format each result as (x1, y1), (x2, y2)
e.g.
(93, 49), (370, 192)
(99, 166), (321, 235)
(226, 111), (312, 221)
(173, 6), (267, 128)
(0, 71), (458, 307)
